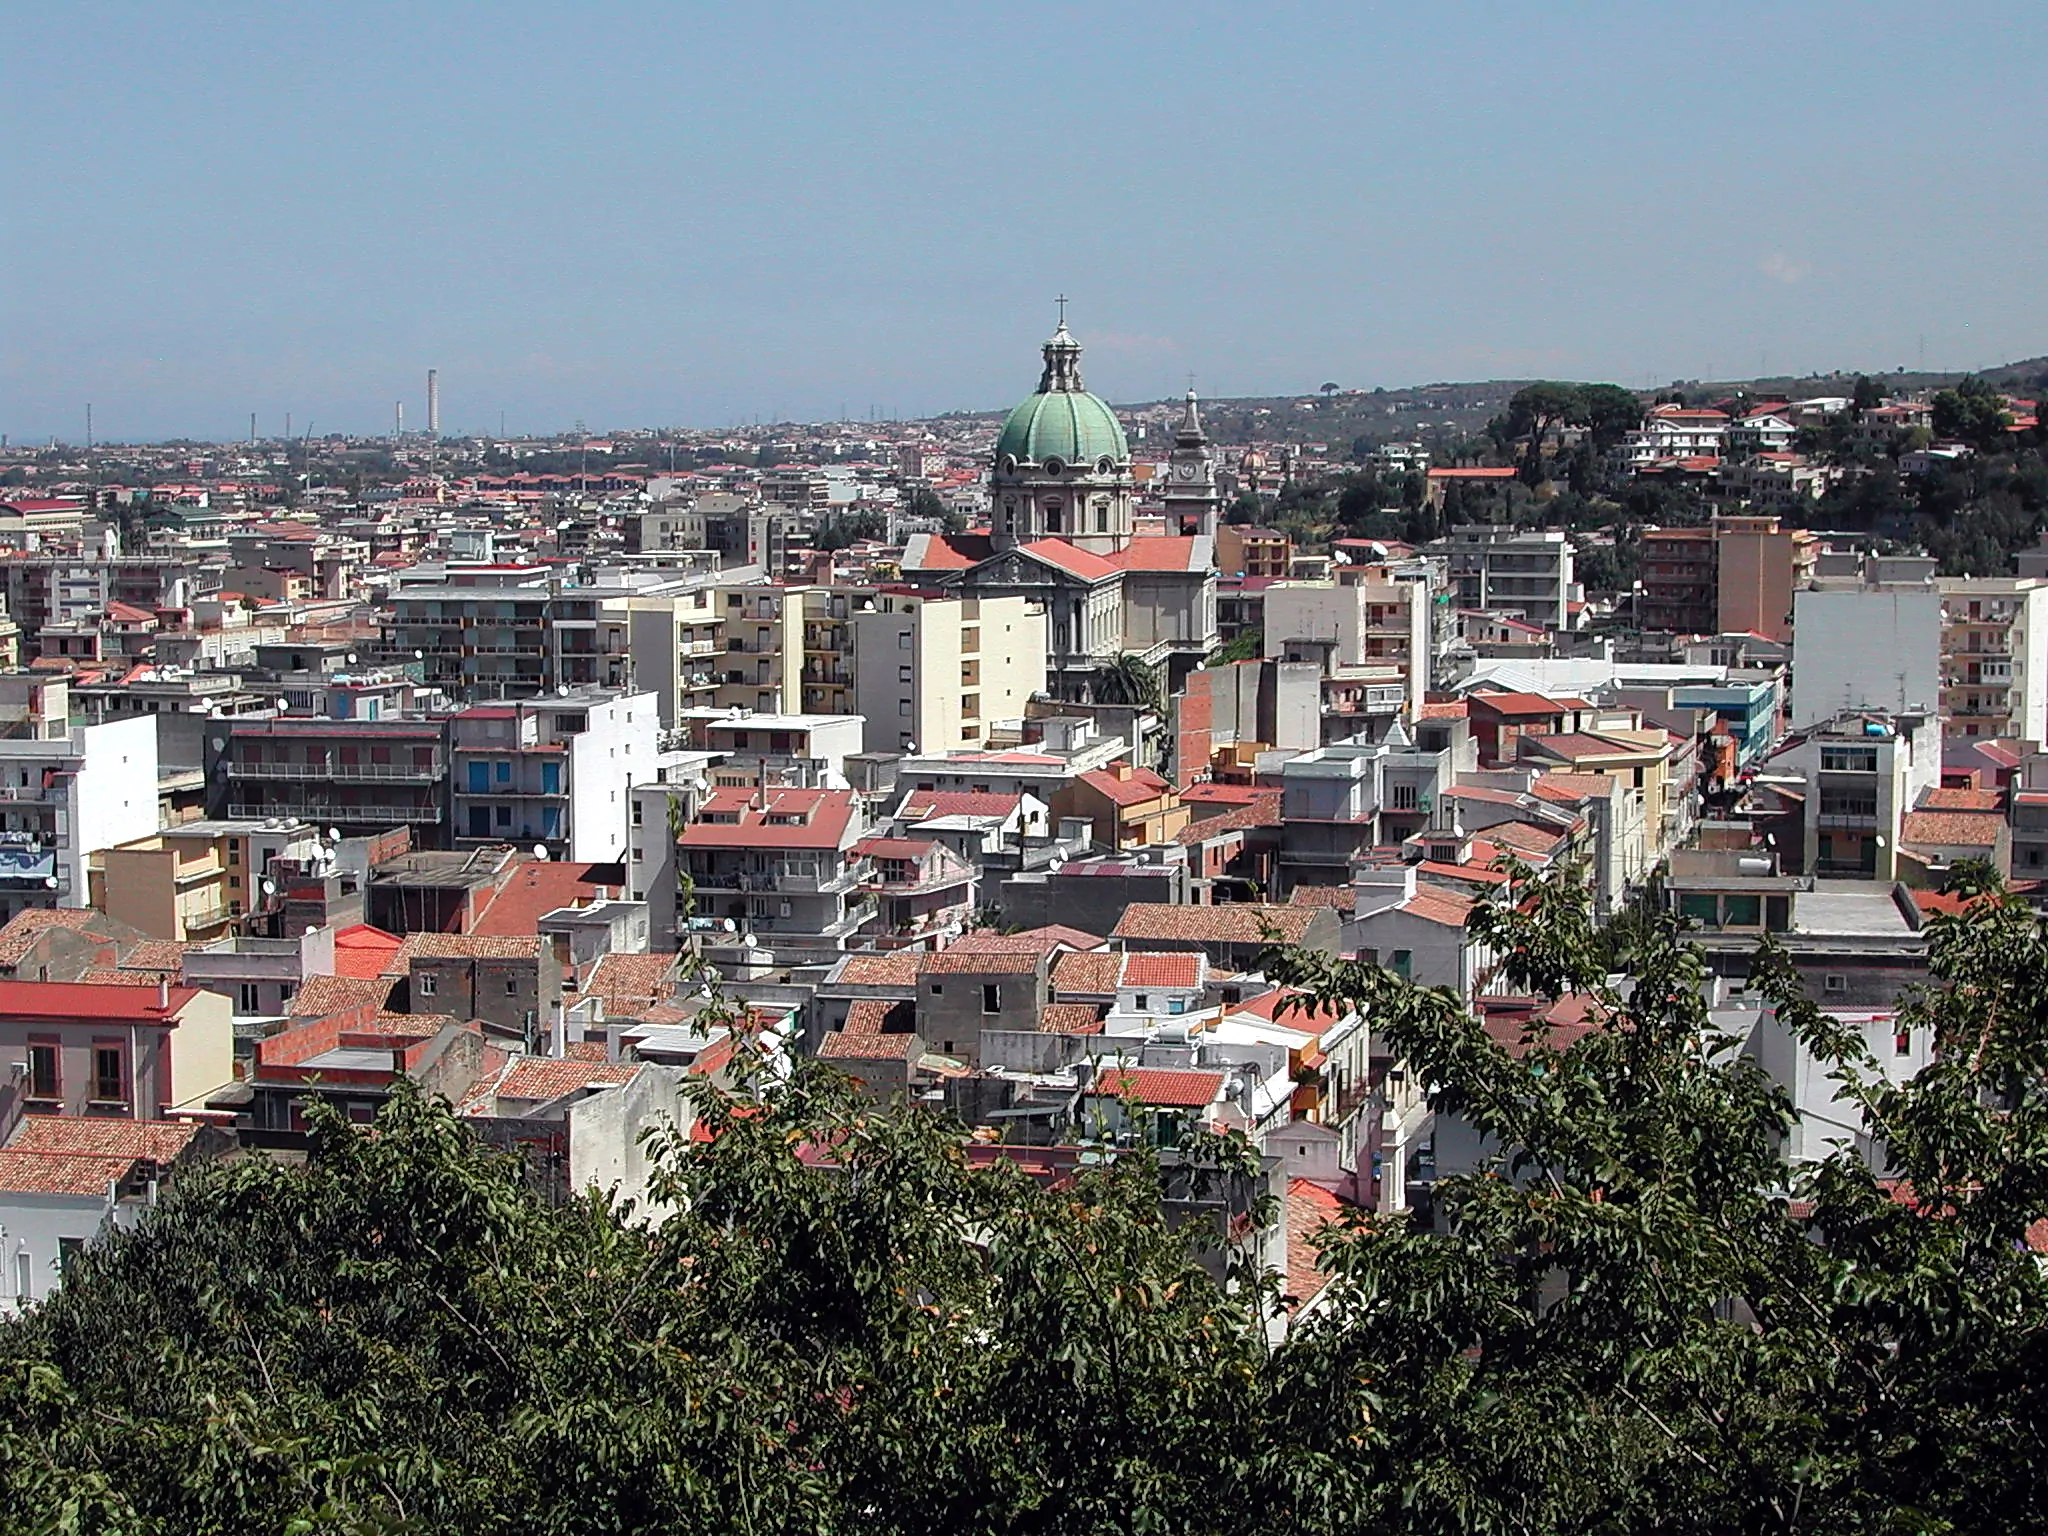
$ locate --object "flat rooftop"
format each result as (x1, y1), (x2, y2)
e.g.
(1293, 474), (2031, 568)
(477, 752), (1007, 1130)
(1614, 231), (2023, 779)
(1793, 881), (1911, 937)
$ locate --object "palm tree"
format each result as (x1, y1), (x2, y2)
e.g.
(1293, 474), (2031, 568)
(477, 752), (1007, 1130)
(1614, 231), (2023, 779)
(1091, 653), (1160, 712)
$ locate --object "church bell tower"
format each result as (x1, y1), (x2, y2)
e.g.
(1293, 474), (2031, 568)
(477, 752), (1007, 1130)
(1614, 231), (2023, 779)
(1160, 387), (1220, 538)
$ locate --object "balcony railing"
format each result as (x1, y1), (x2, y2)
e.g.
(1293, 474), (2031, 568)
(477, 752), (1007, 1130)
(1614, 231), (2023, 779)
(229, 801), (444, 824)
(230, 760), (444, 782)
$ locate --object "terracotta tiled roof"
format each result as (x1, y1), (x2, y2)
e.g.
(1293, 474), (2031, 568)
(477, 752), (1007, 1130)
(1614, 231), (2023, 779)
(472, 859), (617, 936)
(1009, 924), (1106, 950)
(1289, 885), (1356, 913)
(1174, 795), (1282, 843)
(897, 789), (1025, 821)
(493, 1056), (637, 1104)
(292, 973), (396, 1018)
(1285, 1178), (1348, 1308)
(948, 930), (1072, 957)
(585, 953), (677, 1006)
(78, 968), (166, 986)
(331, 924), (404, 979)
(121, 940), (192, 973)
(1487, 821), (1572, 857)
(1076, 766), (1174, 807)
(678, 789), (857, 850)
(1051, 950), (1123, 996)
(0, 1150), (138, 1196)
(1117, 951), (1203, 990)
(921, 949), (1040, 975)
(1417, 860), (1510, 887)
(1417, 700), (1468, 720)
(1087, 1066), (1224, 1108)
(397, 932), (542, 963)
(0, 908), (102, 968)
(1922, 786), (2002, 813)
(1530, 773), (1612, 803)
(1400, 888), (1475, 928)
(1901, 810), (2000, 847)
(1110, 903), (1317, 945)
(819, 1030), (920, 1060)
(1466, 690), (1571, 717)
(842, 998), (899, 1035)
(834, 953), (922, 987)
(1014, 538), (1119, 580)
(5, 1117), (199, 1163)
(1039, 1002), (1105, 1035)
(1110, 536), (1207, 573)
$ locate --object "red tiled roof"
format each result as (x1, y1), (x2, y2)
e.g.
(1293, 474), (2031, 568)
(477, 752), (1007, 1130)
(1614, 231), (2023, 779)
(1400, 888), (1475, 927)
(585, 952), (677, 1005)
(0, 1150), (138, 1196)
(851, 836), (939, 860)
(291, 973), (396, 1018)
(1118, 951), (1203, 990)
(1076, 766), (1174, 807)
(397, 932), (542, 962)
(493, 1056), (637, 1103)
(1418, 860), (1510, 886)
(1014, 538), (1119, 581)
(1530, 773), (1613, 803)
(1039, 1002), (1105, 1035)
(1110, 904), (1317, 945)
(472, 859), (617, 936)
(1175, 794), (1282, 843)
(1289, 884), (1356, 913)
(819, 1030), (920, 1060)
(834, 952), (922, 987)
(1179, 782), (1272, 805)
(1110, 536), (1206, 572)
(1900, 810), (2000, 847)
(678, 789), (857, 850)
(1466, 691), (1571, 717)
(1051, 950), (1123, 995)
(1921, 786), (2002, 813)
(0, 981), (200, 1022)
(331, 924), (404, 979)
(1088, 1066), (1224, 1108)
(4, 1117), (199, 1163)
(921, 948), (1040, 975)
(901, 532), (995, 571)
(1285, 1178), (1348, 1308)
(0, 908), (106, 968)
(898, 789), (1025, 821)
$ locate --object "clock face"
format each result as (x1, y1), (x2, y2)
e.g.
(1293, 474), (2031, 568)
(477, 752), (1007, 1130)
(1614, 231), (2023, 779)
(1177, 462), (1202, 481)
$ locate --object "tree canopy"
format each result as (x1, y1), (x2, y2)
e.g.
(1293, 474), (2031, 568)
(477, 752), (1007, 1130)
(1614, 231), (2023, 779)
(7, 867), (2048, 1532)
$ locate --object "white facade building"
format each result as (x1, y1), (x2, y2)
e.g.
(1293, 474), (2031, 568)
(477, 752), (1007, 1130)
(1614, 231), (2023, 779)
(1789, 587), (1942, 729)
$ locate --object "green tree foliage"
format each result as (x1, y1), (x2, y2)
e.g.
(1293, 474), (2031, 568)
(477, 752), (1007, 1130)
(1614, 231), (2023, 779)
(1932, 376), (2016, 452)
(9, 868), (2048, 1532)
(1090, 652), (1161, 712)
(1207, 628), (1263, 665)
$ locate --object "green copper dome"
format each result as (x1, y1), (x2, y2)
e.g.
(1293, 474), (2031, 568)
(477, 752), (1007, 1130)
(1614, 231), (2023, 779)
(993, 321), (1130, 469)
(995, 388), (1129, 467)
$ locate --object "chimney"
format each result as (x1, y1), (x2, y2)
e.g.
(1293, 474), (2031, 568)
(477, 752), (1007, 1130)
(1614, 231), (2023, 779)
(157, 977), (171, 1010)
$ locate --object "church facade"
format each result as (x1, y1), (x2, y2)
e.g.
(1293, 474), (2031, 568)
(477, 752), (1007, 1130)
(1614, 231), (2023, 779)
(901, 319), (1220, 702)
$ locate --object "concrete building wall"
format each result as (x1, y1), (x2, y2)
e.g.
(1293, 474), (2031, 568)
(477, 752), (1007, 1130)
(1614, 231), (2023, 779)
(565, 693), (657, 862)
(1790, 588), (1941, 728)
(68, 715), (160, 906)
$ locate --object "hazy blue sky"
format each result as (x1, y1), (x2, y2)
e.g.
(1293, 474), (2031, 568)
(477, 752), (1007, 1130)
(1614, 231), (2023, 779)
(5, 1), (2045, 441)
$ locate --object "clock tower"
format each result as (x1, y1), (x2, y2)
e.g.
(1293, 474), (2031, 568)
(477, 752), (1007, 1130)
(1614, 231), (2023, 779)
(1161, 387), (1220, 538)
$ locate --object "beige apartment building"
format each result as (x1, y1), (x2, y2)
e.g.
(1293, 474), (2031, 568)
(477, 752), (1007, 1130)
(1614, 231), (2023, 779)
(617, 587), (729, 727)
(1715, 515), (1818, 643)
(92, 819), (325, 942)
(852, 593), (1047, 755)
(1937, 577), (2048, 741)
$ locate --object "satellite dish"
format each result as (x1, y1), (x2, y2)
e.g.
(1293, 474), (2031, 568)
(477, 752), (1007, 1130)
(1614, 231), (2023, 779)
(742, 933), (759, 949)
(43, 876), (58, 890)
(327, 827), (341, 842)
(346, 652), (358, 665)
(532, 843), (550, 860)
(260, 877), (276, 896)
(902, 741), (917, 754)
(722, 918), (737, 932)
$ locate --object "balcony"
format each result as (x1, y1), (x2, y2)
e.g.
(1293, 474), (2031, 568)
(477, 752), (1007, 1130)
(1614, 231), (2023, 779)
(229, 801), (444, 825)
(230, 759), (444, 782)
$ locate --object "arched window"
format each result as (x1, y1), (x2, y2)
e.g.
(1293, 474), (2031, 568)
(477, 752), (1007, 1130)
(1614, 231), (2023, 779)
(1094, 499), (1109, 533)
(1043, 499), (1063, 533)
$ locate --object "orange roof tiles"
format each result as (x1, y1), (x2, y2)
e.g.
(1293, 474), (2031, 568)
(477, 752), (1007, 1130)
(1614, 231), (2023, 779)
(331, 924), (404, 979)
(291, 973), (396, 1019)
(819, 1031), (920, 1060)
(0, 908), (104, 968)
(1051, 950), (1123, 995)
(1076, 766), (1174, 807)
(1922, 786), (2002, 813)
(1110, 903), (1317, 945)
(834, 953), (922, 987)
(1117, 951), (1203, 990)
(1088, 1066), (1224, 1107)
(5, 1117), (199, 1163)
(0, 1151), (138, 1196)
(1288, 885), (1356, 913)
(1900, 810), (2000, 847)
(921, 949), (1040, 975)
(493, 1057), (637, 1103)
(1285, 1178), (1348, 1308)
(1401, 888), (1475, 927)
(1039, 1002), (1105, 1035)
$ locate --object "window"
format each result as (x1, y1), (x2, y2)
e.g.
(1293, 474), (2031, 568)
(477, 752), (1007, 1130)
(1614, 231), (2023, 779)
(1390, 783), (1419, 811)
(92, 1045), (126, 1104)
(417, 973), (437, 998)
(237, 982), (261, 1012)
(1824, 974), (1847, 994)
(898, 631), (912, 650)
(227, 842), (241, 866)
(929, 982), (943, 996)
(1134, 993), (1149, 1010)
(26, 1041), (57, 1099)
(899, 701), (912, 717)
(1894, 1029), (1912, 1057)
(982, 984), (1001, 1013)
(899, 665), (913, 683)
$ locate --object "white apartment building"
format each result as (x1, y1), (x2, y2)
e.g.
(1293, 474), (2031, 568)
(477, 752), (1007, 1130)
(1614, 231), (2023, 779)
(0, 678), (158, 921)
(448, 688), (657, 861)
(851, 592), (1048, 755)
(1936, 578), (2048, 742)
(1790, 586), (1942, 730)
(1262, 568), (1432, 726)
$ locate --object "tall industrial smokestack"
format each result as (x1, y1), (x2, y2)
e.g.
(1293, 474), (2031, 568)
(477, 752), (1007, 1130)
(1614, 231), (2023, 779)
(426, 369), (440, 435)
(395, 400), (404, 438)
